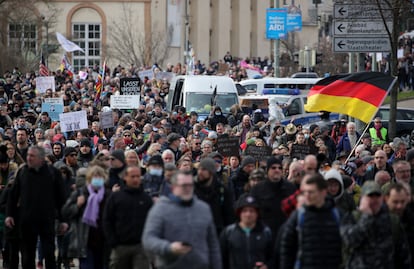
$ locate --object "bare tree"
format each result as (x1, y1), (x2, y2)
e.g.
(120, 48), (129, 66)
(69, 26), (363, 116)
(108, 4), (171, 68)
(0, 0), (58, 74)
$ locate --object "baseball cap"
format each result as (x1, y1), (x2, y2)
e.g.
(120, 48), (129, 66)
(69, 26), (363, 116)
(361, 181), (382, 196)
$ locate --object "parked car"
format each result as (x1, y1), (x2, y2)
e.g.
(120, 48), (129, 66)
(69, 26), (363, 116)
(374, 106), (414, 137)
(291, 72), (319, 78)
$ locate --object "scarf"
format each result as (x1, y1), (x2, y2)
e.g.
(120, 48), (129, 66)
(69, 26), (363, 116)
(375, 126), (384, 140)
(82, 184), (105, 227)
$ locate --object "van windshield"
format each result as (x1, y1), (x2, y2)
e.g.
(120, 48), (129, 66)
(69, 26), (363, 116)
(186, 93), (238, 114)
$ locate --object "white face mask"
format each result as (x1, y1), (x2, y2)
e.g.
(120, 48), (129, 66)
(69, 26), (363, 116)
(215, 112), (221, 116)
(149, 168), (163, 177)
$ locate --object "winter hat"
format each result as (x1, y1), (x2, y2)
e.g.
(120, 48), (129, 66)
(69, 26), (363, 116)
(266, 156), (282, 171)
(241, 156), (256, 168)
(342, 175), (353, 189)
(147, 155), (164, 167)
(63, 147), (77, 157)
(235, 194), (260, 217)
(66, 140), (79, 148)
(199, 157), (216, 174)
(111, 149), (126, 164)
(324, 168), (343, 182)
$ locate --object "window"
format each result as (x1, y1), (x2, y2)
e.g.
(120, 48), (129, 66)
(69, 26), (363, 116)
(8, 23), (37, 54)
(72, 23), (101, 72)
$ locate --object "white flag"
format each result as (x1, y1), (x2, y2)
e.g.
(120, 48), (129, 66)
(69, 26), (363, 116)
(56, 32), (85, 53)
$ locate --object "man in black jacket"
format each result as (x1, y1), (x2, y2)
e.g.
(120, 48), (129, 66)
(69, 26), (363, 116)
(5, 146), (67, 269)
(103, 165), (153, 269)
(195, 157), (235, 234)
(220, 195), (273, 269)
(250, 157), (296, 242)
(280, 174), (342, 269)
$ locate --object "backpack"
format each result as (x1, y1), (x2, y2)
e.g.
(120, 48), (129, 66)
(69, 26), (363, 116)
(294, 206), (340, 269)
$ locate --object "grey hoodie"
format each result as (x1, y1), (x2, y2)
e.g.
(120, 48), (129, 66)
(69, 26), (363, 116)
(142, 196), (222, 269)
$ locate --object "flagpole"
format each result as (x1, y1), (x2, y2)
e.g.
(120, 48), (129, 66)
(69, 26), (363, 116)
(344, 76), (398, 163)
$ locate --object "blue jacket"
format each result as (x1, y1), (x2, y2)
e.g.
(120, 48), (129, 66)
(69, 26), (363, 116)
(336, 132), (361, 156)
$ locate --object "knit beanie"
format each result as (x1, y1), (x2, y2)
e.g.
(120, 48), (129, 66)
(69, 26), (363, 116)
(111, 149), (126, 164)
(266, 156), (282, 171)
(241, 156), (256, 168)
(199, 157), (216, 174)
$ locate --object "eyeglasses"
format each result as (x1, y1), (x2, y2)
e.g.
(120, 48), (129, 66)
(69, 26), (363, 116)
(195, 143), (201, 145)
(109, 157), (116, 161)
(123, 134), (131, 137)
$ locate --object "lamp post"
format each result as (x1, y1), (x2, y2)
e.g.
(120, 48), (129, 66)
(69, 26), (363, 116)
(274, 0), (280, 77)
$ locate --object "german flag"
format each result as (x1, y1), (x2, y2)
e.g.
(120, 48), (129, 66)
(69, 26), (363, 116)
(304, 72), (396, 123)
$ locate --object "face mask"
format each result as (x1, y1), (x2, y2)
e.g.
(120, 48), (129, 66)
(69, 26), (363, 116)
(91, 177), (104, 188)
(215, 112), (221, 116)
(149, 168), (163, 177)
(216, 166), (222, 172)
(304, 134), (309, 139)
(366, 165), (373, 172)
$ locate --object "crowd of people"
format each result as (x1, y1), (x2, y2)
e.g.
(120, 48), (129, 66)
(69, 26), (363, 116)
(0, 60), (413, 269)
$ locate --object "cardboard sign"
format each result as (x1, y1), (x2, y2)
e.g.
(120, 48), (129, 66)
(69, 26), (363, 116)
(44, 98), (63, 105)
(59, 110), (88, 133)
(138, 69), (154, 81)
(244, 145), (272, 161)
(100, 111), (114, 129)
(155, 72), (175, 82)
(110, 95), (140, 109)
(42, 103), (64, 121)
(217, 136), (240, 157)
(120, 77), (141, 95)
(290, 144), (310, 160)
(36, 76), (55, 93)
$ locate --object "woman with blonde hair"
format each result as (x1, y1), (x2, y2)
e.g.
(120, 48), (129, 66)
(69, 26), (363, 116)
(125, 149), (140, 167)
(62, 165), (111, 269)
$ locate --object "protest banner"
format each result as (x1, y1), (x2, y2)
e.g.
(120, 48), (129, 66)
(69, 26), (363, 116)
(36, 76), (55, 93)
(42, 103), (64, 121)
(244, 145), (272, 161)
(59, 110), (88, 133)
(100, 111), (114, 129)
(110, 95), (140, 109)
(138, 69), (154, 81)
(120, 77), (141, 95)
(217, 136), (240, 157)
(44, 98), (63, 105)
(155, 72), (175, 82)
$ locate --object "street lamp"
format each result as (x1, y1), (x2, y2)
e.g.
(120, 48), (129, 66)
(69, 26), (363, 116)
(41, 15), (49, 66)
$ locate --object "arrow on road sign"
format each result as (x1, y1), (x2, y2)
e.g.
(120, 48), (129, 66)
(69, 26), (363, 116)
(338, 7), (346, 16)
(337, 24), (345, 32)
(337, 40), (345, 49)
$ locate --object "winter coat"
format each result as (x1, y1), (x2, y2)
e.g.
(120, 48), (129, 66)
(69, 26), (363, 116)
(142, 196), (222, 269)
(220, 222), (273, 269)
(280, 201), (342, 269)
(250, 179), (296, 242)
(103, 186), (153, 248)
(61, 186), (111, 258)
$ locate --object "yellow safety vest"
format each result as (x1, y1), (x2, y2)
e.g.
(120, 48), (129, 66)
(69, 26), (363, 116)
(369, 127), (387, 146)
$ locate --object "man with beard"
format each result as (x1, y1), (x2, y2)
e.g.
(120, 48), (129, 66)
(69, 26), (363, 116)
(194, 157), (235, 234)
(233, 115), (252, 144)
(250, 157), (296, 242)
(15, 128), (29, 161)
(142, 170), (222, 269)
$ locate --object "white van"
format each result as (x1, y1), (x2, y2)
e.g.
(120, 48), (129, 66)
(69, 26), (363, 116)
(167, 75), (239, 120)
(239, 77), (322, 95)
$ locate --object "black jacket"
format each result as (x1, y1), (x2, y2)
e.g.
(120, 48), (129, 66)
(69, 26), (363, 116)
(220, 222), (273, 269)
(280, 202), (342, 269)
(250, 179), (296, 242)
(231, 168), (250, 201)
(103, 186), (153, 248)
(7, 163), (66, 225)
(194, 177), (235, 233)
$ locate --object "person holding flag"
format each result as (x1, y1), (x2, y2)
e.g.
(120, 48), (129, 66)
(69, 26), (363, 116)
(94, 61), (106, 104)
(304, 72), (397, 159)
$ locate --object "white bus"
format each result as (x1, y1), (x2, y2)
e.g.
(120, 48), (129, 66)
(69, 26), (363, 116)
(239, 77), (322, 95)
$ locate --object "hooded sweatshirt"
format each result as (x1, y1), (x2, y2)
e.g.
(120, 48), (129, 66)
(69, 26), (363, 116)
(323, 169), (355, 216)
